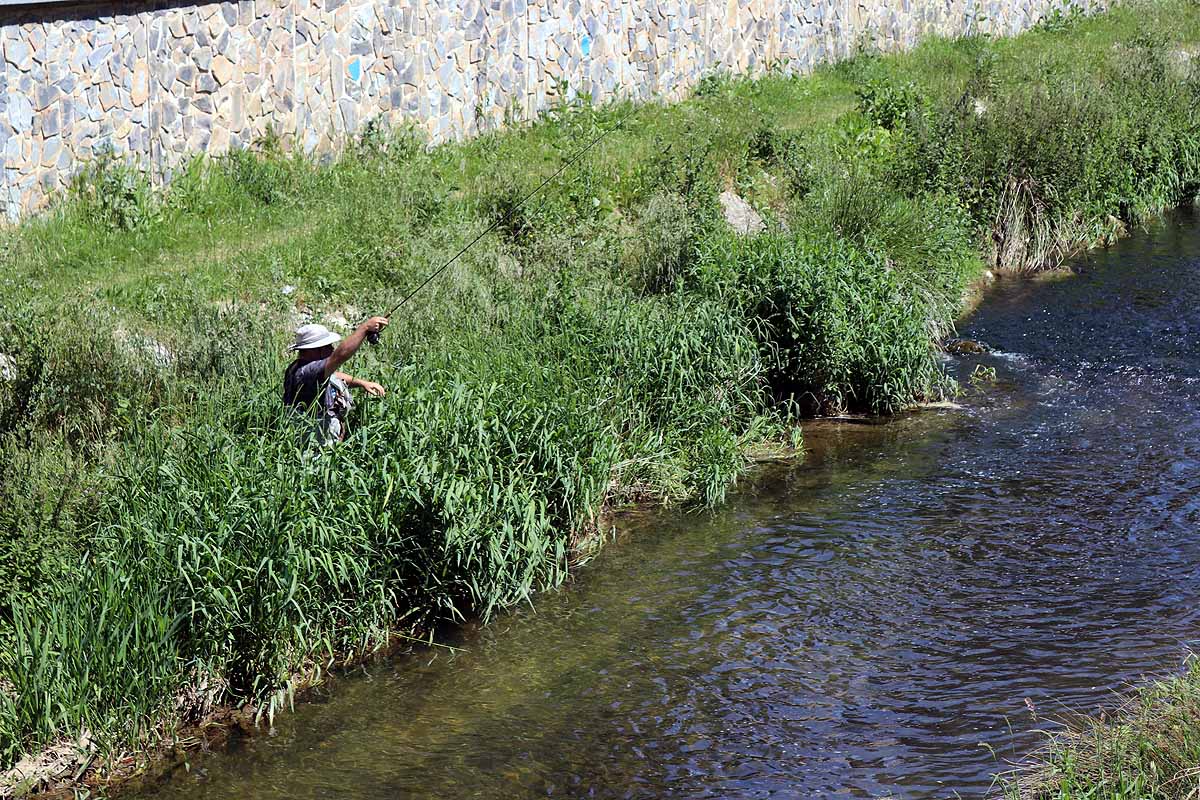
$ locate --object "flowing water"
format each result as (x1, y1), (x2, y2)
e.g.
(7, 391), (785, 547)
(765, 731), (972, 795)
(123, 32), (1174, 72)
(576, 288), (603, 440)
(140, 212), (1200, 799)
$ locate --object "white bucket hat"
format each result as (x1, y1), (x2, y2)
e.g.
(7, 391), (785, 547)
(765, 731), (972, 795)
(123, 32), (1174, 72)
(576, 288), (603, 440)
(289, 323), (341, 351)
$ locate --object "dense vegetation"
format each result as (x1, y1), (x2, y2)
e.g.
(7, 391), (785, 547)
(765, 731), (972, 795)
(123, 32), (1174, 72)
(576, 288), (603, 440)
(1, 0), (1198, 789)
(1005, 659), (1200, 800)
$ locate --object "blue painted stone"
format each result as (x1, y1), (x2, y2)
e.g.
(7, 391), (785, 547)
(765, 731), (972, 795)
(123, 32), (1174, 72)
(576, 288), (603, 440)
(347, 57), (362, 82)
(581, 34), (591, 56)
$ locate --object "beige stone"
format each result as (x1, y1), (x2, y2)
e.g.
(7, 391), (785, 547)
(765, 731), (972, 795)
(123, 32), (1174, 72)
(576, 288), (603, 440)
(113, 118), (133, 141)
(246, 89), (263, 117)
(211, 55), (234, 85)
(131, 61), (150, 106)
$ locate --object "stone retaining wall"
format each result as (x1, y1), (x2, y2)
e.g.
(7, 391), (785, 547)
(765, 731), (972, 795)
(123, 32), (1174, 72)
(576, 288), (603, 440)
(1, 0), (1094, 220)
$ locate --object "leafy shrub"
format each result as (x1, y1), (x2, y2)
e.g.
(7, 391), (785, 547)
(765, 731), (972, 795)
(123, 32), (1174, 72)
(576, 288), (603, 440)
(692, 231), (947, 414)
(66, 151), (159, 232)
(217, 131), (307, 207)
(625, 191), (711, 293)
(894, 36), (1200, 270)
(856, 78), (929, 131)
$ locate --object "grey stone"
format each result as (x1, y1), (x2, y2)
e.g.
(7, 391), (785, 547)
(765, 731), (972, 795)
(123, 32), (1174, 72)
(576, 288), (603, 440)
(5, 37), (32, 70)
(55, 72), (76, 95)
(88, 43), (113, 68)
(35, 85), (58, 111)
(40, 136), (61, 168)
(196, 73), (218, 93)
(9, 93), (34, 133)
(338, 97), (357, 130)
(222, 4), (238, 26)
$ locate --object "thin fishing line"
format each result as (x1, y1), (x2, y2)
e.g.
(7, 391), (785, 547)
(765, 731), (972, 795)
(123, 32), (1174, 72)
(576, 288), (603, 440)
(378, 102), (642, 321)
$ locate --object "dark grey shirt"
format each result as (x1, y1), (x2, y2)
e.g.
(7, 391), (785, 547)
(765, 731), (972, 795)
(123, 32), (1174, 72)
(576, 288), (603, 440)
(283, 358), (329, 412)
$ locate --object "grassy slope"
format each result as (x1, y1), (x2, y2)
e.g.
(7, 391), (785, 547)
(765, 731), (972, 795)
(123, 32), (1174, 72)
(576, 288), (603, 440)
(1, 1), (1199, 790)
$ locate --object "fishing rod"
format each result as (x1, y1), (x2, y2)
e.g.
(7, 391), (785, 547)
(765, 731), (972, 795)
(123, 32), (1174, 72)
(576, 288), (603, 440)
(365, 102), (641, 344)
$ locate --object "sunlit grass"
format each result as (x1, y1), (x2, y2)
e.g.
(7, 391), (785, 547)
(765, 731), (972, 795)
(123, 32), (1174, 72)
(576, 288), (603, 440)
(2, 0), (1199, 784)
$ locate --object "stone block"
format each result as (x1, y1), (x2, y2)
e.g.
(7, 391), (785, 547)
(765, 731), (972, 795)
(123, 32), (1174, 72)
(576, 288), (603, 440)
(98, 84), (119, 111)
(9, 92), (34, 134)
(131, 61), (150, 105)
(211, 55), (235, 85)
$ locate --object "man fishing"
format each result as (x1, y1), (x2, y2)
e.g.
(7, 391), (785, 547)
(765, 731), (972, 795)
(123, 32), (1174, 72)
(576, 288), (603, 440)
(283, 316), (389, 444)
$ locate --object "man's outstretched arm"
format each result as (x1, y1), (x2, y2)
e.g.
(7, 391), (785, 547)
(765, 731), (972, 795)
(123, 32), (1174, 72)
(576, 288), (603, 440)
(334, 371), (386, 398)
(322, 316), (388, 378)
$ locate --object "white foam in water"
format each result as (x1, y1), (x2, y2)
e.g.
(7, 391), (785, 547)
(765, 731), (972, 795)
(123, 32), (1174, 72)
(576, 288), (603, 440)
(990, 351), (1032, 366)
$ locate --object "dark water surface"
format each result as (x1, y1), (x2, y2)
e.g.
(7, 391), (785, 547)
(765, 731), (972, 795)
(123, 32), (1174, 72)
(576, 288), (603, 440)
(141, 213), (1200, 799)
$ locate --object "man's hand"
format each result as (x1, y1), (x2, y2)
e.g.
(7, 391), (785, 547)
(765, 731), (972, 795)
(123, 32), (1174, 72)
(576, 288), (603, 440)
(325, 316), (390, 376)
(361, 316), (389, 335)
(359, 380), (386, 398)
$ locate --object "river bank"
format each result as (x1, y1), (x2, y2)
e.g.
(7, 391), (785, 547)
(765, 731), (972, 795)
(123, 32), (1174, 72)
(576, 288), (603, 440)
(111, 211), (1200, 799)
(2, 1), (1199, 795)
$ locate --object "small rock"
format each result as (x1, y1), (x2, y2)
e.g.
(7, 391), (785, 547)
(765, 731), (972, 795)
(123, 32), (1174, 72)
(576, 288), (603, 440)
(944, 338), (992, 356)
(0, 354), (16, 382)
(281, 284), (296, 295)
(719, 190), (764, 235)
(324, 311), (352, 331)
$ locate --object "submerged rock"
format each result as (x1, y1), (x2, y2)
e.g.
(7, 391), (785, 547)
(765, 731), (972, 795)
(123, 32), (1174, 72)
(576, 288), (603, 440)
(944, 338), (992, 356)
(719, 190), (764, 235)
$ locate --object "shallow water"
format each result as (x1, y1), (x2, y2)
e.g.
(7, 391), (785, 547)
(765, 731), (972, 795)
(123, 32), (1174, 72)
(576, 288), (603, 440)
(140, 211), (1200, 799)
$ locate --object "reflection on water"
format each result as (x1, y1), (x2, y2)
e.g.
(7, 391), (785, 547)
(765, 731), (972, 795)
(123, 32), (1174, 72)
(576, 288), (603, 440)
(140, 211), (1200, 799)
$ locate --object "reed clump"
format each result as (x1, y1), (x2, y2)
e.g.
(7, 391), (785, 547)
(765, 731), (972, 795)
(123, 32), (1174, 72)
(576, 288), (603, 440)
(1004, 659), (1200, 800)
(2, 0), (1199, 788)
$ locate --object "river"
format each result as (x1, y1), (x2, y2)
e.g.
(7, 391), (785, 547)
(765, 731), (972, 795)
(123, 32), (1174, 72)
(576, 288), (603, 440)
(137, 211), (1200, 799)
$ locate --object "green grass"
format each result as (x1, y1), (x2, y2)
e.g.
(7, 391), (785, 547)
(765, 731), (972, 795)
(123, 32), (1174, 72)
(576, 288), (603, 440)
(1003, 660), (1200, 800)
(2, 0), (1199, 787)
